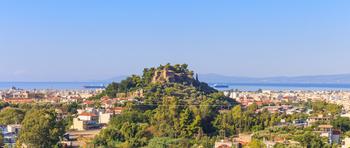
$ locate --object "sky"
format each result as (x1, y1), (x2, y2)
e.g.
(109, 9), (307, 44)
(1, 0), (350, 81)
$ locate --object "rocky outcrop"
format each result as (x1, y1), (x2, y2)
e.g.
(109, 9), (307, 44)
(151, 68), (194, 85)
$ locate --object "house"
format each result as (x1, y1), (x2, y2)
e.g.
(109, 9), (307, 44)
(319, 124), (333, 137)
(1, 124), (21, 147)
(307, 114), (330, 125)
(214, 139), (233, 148)
(78, 107), (98, 115)
(11, 92), (29, 98)
(107, 107), (125, 115)
(318, 125), (341, 144)
(78, 112), (98, 122)
(101, 99), (114, 108)
(263, 140), (276, 148)
(342, 137), (350, 148)
(82, 100), (95, 107)
(332, 130), (341, 144)
(71, 118), (99, 131)
(7, 124), (21, 133)
(3, 98), (34, 104)
(100, 96), (111, 101)
(71, 112), (99, 131)
(99, 112), (112, 125)
(293, 119), (307, 127)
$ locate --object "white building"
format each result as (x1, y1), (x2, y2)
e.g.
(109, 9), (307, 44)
(99, 112), (112, 124)
(342, 137), (350, 148)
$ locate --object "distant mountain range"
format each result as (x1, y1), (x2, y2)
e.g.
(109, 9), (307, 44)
(198, 73), (350, 84)
(104, 74), (350, 84)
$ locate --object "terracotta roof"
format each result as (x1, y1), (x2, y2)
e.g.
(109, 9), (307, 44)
(114, 107), (124, 110)
(79, 112), (97, 117)
(102, 99), (113, 104)
(101, 96), (111, 100)
(113, 98), (128, 101)
(3, 98), (34, 103)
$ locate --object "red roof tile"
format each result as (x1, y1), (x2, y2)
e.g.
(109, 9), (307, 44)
(79, 112), (97, 117)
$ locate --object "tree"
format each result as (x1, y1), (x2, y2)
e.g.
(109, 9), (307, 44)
(248, 139), (266, 148)
(332, 117), (350, 132)
(0, 108), (25, 125)
(294, 132), (326, 148)
(17, 109), (65, 148)
(67, 102), (79, 114)
(311, 101), (342, 115)
(94, 111), (152, 147)
(0, 102), (9, 110)
(105, 82), (119, 98)
(146, 137), (190, 148)
(93, 64), (235, 147)
(0, 134), (3, 147)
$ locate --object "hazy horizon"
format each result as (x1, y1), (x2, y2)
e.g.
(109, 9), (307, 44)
(1, 0), (350, 81)
(2, 72), (350, 83)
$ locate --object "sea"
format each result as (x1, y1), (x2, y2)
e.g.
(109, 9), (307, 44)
(0, 82), (109, 90)
(1, 82), (350, 91)
(211, 83), (350, 91)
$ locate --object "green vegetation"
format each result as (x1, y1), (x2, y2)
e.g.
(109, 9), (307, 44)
(248, 139), (266, 148)
(16, 109), (65, 148)
(93, 64), (233, 147)
(92, 64), (348, 148)
(294, 131), (328, 148)
(0, 102), (77, 148)
(252, 126), (335, 148)
(309, 100), (342, 115)
(1, 64), (344, 148)
(332, 117), (350, 132)
(0, 107), (25, 125)
(90, 64), (217, 100)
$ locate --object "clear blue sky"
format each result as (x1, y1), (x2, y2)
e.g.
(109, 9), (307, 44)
(1, 0), (350, 81)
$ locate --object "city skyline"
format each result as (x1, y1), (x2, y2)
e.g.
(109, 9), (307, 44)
(1, 0), (350, 81)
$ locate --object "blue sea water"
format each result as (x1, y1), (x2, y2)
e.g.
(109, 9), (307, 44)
(210, 83), (350, 91)
(0, 82), (109, 90)
(1, 82), (350, 91)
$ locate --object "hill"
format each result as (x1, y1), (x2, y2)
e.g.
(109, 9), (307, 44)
(96, 64), (218, 100)
(92, 64), (235, 147)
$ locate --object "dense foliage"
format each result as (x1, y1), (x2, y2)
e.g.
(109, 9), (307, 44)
(93, 64), (234, 147)
(17, 109), (65, 148)
(92, 64), (347, 148)
(0, 107), (25, 125)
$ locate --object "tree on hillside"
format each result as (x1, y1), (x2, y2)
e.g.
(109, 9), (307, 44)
(17, 109), (65, 148)
(294, 131), (327, 148)
(93, 64), (234, 147)
(0, 108), (25, 125)
(248, 139), (266, 148)
(311, 101), (342, 115)
(94, 110), (152, 147)
(105, 82), (119, 98)
(0, 102), (9, 110)
(146, 137), (191, 148)
(332, 117), (350, 132)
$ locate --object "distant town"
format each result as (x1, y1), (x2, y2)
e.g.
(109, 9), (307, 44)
(1, 65), (350, 148)
(1, 87), (350, 147)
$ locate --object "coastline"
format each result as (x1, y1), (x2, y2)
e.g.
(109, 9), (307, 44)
(2, 81), (350, 91)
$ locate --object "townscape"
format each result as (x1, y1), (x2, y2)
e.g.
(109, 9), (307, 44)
(224, 89), (350, 114)
(1, 64), (350, 148)
(3, 0), (350, 147)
